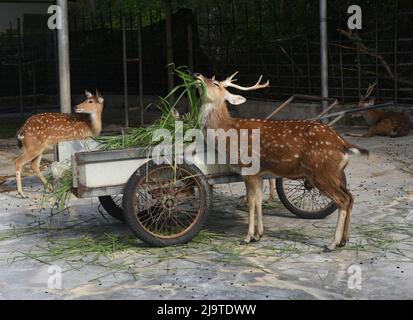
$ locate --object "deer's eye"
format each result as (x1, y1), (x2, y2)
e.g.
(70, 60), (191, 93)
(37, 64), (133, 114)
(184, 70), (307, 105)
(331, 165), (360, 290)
(213, 82), (220, 88)
(88, 100), (93, 103)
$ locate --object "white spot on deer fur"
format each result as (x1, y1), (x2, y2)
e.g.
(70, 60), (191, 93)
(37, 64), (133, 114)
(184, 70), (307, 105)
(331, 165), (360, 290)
(294, 154), (299, 158)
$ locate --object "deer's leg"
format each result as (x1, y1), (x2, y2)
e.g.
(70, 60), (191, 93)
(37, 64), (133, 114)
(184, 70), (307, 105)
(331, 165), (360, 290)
(15, 150), (39, 198)
(267, 179), (276, 202)
(241, 176), (258, 244)
(325, 186), (353, 251)
(339, 184), (354, 247)
(256, 176), (264, 239)
(31, 154), (49, 189)
(308, 171), (352, 252)
(323, 188), (350, 252)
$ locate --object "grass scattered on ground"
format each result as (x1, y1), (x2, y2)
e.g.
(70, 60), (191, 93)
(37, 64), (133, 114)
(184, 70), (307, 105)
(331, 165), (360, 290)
(1, 217), (412, 281)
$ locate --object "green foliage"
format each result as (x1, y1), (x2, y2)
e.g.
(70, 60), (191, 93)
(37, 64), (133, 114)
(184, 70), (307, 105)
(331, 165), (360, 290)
(97, 65), (203, 150)
(45, 166), (73, 212)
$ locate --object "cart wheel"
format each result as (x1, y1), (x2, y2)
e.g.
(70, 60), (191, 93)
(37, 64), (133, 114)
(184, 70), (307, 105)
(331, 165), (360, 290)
(98, 195), (124, 222)
(122, 161), (210, 247)
(275, 173), (347, 219)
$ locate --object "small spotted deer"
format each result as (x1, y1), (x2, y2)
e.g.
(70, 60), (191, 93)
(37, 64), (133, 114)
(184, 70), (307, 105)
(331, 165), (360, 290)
(194, 72), (369, 251)
(347, 81), (410, 138)
(15, 90), (104, 197)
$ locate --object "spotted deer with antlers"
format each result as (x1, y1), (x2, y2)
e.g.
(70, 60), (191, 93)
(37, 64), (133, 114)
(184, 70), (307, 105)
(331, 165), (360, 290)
(194, 72), (369, 251)
(15, 90), (104, 198)
(347, 81), (410, 138)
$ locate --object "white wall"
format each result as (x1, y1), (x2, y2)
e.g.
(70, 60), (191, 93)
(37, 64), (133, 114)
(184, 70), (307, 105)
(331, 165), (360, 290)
(0, 2), (50, 33)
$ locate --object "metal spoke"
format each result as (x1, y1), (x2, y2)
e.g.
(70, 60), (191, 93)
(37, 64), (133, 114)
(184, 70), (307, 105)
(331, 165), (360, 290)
(282, 178), (334, 214)
(133, 165), (203, 238)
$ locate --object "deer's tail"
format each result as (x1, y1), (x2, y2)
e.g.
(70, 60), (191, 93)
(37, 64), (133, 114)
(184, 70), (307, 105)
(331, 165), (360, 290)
(344, 143), (369, 157)
(16, 128), (24, 149)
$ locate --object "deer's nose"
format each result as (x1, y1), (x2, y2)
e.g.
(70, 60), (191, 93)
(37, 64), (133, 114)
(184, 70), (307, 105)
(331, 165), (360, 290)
(192, 73), (201, 79)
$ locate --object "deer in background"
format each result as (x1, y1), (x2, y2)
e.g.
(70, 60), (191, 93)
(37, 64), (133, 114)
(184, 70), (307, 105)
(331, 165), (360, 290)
(194, 72), (369, 251)
(347, 81), (410, 138)
(15, 90), (104, 198)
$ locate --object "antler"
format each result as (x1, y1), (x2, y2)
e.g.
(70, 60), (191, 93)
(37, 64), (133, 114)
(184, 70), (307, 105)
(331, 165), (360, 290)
(220, 71), (239, 87)
(221, 72), (269, 91)
(363, 80), (377, 98)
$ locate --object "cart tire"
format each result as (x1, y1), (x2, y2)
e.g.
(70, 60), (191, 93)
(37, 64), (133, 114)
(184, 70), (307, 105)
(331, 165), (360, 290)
(98, 195), (124, 222)
(275, 173), (347, 219)
(122, 161), (210, 247)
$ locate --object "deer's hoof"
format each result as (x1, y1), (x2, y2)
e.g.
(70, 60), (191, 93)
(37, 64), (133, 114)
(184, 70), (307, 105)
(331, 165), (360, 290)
(250, 236), (259, 243)
(18, 192), (28, 199)
(239, 239), (250, 245)
(238, 196), (247, 206)
(338, 238), (348, 247)
(254, 232), (264, 241)
(323, 244), (335, 252)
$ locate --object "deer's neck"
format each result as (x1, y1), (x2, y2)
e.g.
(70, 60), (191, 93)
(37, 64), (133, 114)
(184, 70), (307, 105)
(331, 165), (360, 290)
(200, 100), (234, 131)
(88, 110), (103, 136)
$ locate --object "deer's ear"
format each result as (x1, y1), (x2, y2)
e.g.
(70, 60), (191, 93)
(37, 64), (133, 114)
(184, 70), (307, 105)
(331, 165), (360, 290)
(85, 90), (93, 98)
(96, 90), (104, 103)
(225, 93), (246, 105)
